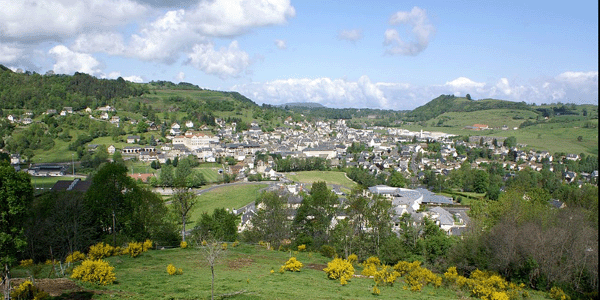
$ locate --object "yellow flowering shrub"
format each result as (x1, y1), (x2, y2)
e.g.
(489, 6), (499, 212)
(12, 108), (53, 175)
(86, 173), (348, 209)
(202, 240), (208, 246)
(10, 280), (49, 300)
(282, 257), (303, 272)
(443, 267), (527, 300)
(361, 256), (381, 277)
(374, 265), (400, 287)
(125, 242), (144, 258)
(232, 240), (239, 247)
(221, 243), (228, 250)
(71, 259), (116, 285)
(347, 254), (358, 265)
(44, 259), (59, 265)
(297, 244), (306, 251)
(371, 285), (381, 295)
(87, 242), (117, 259)
(403, 264), (442, 292)
(142, 239), (153, 251)
(393, 260), (421, 277)
(166, 264), (183, 275)
(19, 259), (34, 267)
(65, 251), (86, 263)
(323, 257), (355, 285)
(180, 241), (188, 248)
(549, 286), (570, 300)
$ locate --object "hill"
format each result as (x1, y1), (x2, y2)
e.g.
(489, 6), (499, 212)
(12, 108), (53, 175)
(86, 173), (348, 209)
(278, 102), (326, 108)
(406, 94), (532, 121)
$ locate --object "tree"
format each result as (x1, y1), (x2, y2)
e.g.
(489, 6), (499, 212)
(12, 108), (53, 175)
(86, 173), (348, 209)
(0, 162), (34, 293)
(466, 94), (472, 100)
(387, 170), (407, 188)
(245, 191), (291, 248)
(199, 239), (226, 300)
(504, 136), (517, 148)
(193, 208), (239, 242)
(159, 164), (174, 187)
(293, 182), (338, 248)
(171, 188), (197, 242)
(85, 162), (135, 246)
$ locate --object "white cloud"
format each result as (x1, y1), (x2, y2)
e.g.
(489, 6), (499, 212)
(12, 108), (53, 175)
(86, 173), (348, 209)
(48, 45), (102, 76)
(0, 0), (147, 42)
(175, 71), (186, 82)
(231, 71), (598, 109)
(188, 0), (296, 37)
(71, 33), (127, 56)
(338, 29), (363, 43)
(123, 75), (144, 83)
(274, 39), (287, 50)
(0, 43), (23, 64)
(384, 7), (435, 56)
(232, 76), (389, 108)
(186, 41), (251, 79)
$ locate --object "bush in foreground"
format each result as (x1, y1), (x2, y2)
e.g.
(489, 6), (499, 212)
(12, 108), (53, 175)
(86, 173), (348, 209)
(324, 257), (355, 285)
(71, 259), (116, 285)
(10, 280), (49, 300)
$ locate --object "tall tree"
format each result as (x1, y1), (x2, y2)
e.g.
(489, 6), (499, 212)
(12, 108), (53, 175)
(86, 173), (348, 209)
(85, 162), (135, 246)
(171, 187), (197, 242)
(245, 191), (291, 248)
(0, 162), (34, 295)
(293, 181), (338, 248)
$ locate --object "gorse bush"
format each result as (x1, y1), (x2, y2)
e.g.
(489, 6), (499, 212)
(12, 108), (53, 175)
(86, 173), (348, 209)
(403, 264), (442, 292)
(19, 259), (34, 267)
(125, 242), (143, 258)
(347, 254), (358, 265)
(323, 257), (355, 285)
(166, 264), (183, 275)
(281, 257), (303, 272)
(10, 280), (49, 300)
(393, 260), (421, 277)
(65, 251), (86, 263)
(373, 265), (400, 287)
(142, 239), (153, 251)
(361, 256), (382, 277)
(443, 267), (527, 300)
(180, 241), (188, 248)
(71, 259), (116, 285)
(297, 244), (306, 251)
(549, 286), (570, 300)
(87, 242), (117, 259)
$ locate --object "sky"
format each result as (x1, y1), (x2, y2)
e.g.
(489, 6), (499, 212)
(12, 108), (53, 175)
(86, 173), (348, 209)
(0, 0), (597, 110)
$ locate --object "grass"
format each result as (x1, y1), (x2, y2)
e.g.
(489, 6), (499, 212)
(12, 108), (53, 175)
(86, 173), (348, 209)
(10, 244), (549, 300)
(284, 171), (356, 189)
(190, 184), (269, 222)
(30, 176), (78, 191)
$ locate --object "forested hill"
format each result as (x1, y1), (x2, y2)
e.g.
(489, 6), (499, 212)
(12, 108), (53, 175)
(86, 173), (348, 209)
(0, 66), (257, 115)
(406, 94), (533, 121)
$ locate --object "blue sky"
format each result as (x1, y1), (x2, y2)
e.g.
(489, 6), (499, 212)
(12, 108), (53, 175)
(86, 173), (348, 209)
(0, 0), (597, 109)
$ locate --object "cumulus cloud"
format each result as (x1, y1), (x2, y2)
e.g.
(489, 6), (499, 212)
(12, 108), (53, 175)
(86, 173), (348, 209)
(232, 75), (389, 108)
(186, 41), (251, 79)
(384, 7), (435, 56)
(123, 75), (144, 83)
(274, 39), (287, 50)
(0, 43), (23, 64)
(48, 45), (102, 76)
(338, 29), (363, 43)
(0, 0), (147, 42)
(175, 71), (186, 82)
(231, 71), (598, 109)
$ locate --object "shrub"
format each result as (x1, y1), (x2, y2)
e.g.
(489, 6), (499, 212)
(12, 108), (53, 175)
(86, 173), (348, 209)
(232, 240), (239, 247)
(320, 245), (336, 258)
(65, 251), (86, 263)
(371, 285), (381, 295)
(9, 280), (49, 300)
(549, 286), (570, 300)
(374, 265), (400, 287)
(142, 239), (153, 251)
(71, 259), (116, 285)
(88, 242), (117, 259)
(180, 241), (188, 249)
(297, 244), (306, 252)
(166, 264), (183, 275)
(221, 243), (228, 250)
(282, 257), (303, 272)
(393, 260), (421, 277)
(347, 254), (358, 265)
(324, 258), (355, 285)
(19, 259), (34, 267)
(443, 267), (527, 300)
(125, 242), (144, 258)
(403, 264), (442, 291)
(361, 256), (382, 277)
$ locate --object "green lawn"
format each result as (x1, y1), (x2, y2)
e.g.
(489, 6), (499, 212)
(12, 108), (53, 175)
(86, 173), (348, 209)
(10, 244), (548, 300)
(284, 171), (356, 189)
(190, 184), (268, 223)
(30, 176), (78, 190)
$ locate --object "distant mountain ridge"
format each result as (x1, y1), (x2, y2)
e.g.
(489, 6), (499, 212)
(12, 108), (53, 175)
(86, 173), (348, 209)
(406, 94), (532, 121)
(278, 102), (326, 108)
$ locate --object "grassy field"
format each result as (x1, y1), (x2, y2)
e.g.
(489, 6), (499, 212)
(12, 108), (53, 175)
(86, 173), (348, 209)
(30, 176), (78, 190)
(10, 244), (548, 300)
(190, 184), (268, 222)
(284, 171), (356, 189)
